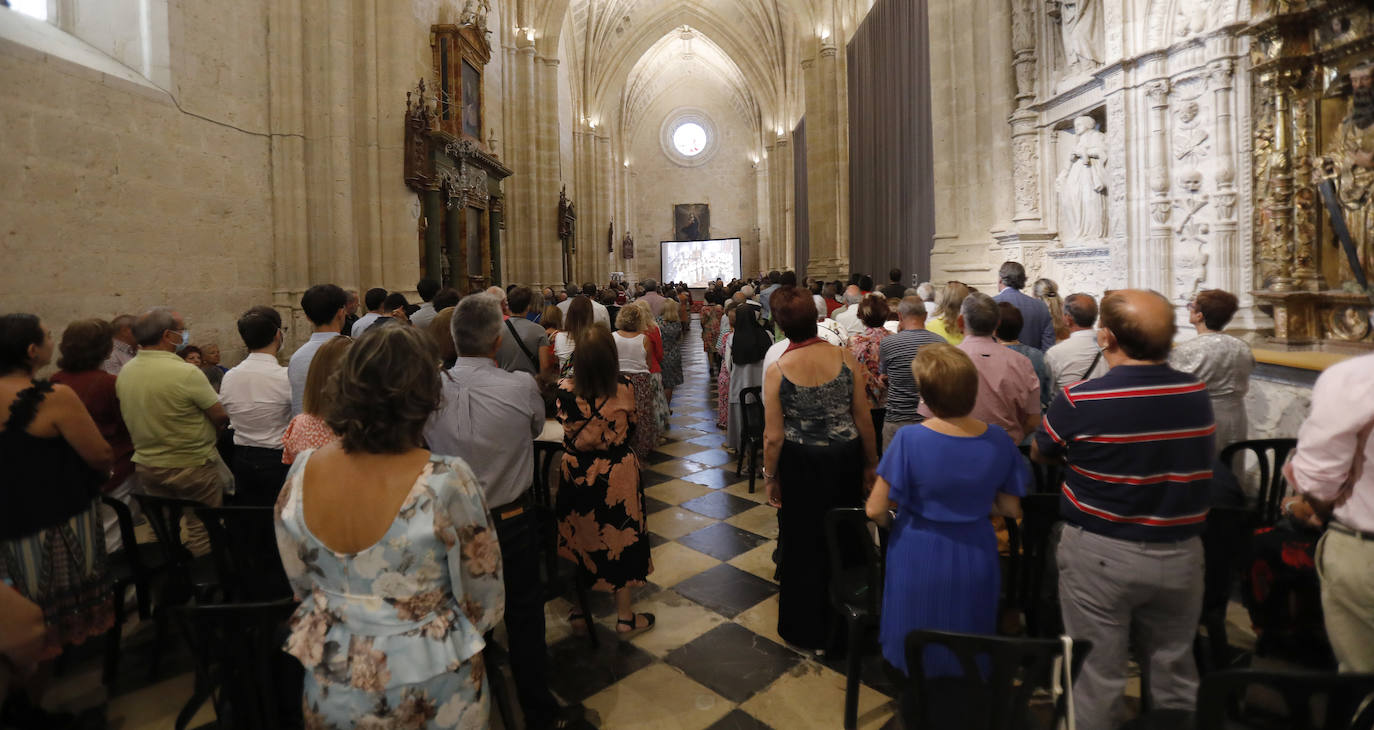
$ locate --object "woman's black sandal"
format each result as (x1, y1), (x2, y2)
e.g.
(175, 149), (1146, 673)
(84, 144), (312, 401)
(615, 612), (655, 638)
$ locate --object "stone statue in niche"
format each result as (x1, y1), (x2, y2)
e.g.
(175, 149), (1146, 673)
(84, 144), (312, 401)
(1057, 116), (1109, 243)
(1173, 101), (1210, 166)
(1048, 0), (1101, 74)
(1174, 0), (1213, 37)
(1319, 62), (1374, 284)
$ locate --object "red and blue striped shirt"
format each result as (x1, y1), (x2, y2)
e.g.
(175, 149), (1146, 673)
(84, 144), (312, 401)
(1033, 364), (1215, 542)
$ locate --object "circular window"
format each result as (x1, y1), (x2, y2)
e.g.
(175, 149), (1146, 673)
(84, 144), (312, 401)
(672, 122), (708, 157)
(659, 109), (718, 167)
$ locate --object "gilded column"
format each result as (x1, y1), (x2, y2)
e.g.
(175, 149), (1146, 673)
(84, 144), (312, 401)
(1264, 70), (1297, 291)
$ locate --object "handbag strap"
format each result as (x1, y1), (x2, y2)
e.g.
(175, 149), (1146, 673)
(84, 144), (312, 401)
(506, 319), (539, 370)
(1080, 350), (1102, 381)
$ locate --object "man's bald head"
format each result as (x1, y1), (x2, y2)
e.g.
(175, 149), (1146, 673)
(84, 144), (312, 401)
(843, 285), (862, 305)
(1099, 289), (1176, 362)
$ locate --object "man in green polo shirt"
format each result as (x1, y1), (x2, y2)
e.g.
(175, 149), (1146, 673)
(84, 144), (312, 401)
(116, 307), (231, 555)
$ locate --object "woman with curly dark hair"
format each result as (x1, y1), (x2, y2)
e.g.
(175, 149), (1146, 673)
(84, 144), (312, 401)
(51, 319), (136, 554)
(274, 325), (504, 729)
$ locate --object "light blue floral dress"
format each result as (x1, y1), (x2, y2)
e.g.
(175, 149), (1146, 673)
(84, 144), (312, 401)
(274, 451), (504, 729)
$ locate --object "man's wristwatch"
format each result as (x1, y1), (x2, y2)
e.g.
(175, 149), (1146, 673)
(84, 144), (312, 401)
(762, 468), (777, 480)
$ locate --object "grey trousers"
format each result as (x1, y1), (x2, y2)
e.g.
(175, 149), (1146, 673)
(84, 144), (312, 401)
(1317, 528), (1374, 672)
(1056, 524), (1203, 729)
(882, 420), (920, 450)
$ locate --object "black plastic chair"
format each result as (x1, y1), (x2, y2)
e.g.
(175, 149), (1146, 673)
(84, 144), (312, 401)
(1196, 668), (1374, 730)
(1196, 505), (1258, 675)
(1016, 444), (1063, 494)
(101, 494), (171, 686)
(902, 630), (1092, 730)
(133, 494), (221, 679)
(1006, 493), (1064, 638)
(818, 508), (884, 730)
(173, 599), (302, 730)
(824, 508), (885, 730)
(736, 386), (764, 492)
(1220, 439), (1298, 526)
(532, 441), (597, 648)
(195, 505), (292, 603)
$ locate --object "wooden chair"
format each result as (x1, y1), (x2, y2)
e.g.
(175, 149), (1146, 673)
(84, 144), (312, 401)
(736, 386), (764, 492)
(902, 630), (1092, 730)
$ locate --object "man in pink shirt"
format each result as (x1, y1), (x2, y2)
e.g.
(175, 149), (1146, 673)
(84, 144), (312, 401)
(919, 292), (1040, 442)
(1283, 351), (1374, 672)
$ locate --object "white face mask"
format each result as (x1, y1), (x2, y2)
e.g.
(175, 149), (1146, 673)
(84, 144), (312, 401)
(173, 329), (190, 352)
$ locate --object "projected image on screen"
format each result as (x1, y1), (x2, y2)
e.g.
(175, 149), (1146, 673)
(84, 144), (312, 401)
(661, 238), (742, 288)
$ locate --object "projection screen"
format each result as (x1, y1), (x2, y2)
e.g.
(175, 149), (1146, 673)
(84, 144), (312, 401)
(660, 238), (742, 288)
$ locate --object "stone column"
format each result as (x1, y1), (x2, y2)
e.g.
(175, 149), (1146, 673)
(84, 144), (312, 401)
(803, 33), (850, 280)
(266, 0), (310, 344)
(535, 55), (562, 288)
(1145, 78), (1172, 294)
(502, 38), (539, 286)
(754, 158), (769, 276)
(595, 132), (613, 283)
(1208, 58), (1241, 298)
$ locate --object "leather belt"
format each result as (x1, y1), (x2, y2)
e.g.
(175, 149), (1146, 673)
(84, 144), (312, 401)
(490, 492), (535, 523)
(1329, 521), (1374, 542)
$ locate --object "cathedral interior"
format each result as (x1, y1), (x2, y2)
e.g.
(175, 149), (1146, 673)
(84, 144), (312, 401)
(2, 0), (1373, 727)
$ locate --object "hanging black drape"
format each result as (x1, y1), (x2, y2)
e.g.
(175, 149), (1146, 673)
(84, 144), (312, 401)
(847, 0), (934, 286)
(793, 118), (809, 280)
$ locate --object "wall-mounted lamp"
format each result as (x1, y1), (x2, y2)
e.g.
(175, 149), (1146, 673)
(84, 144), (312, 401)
(819, 27), (831, 41)
(525, 27), (535, 41)
(623, 160), (630, 168)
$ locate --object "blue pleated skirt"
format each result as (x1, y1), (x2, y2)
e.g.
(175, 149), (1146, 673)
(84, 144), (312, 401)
(880, 514), (1000, 675)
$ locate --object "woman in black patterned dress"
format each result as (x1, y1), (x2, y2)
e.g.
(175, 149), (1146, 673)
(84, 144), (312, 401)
(555, 326), (655, 637)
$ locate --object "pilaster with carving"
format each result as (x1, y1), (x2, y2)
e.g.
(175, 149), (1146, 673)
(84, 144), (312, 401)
(1208, 58), (1242, 299)
(1146, 78), (1173, 294)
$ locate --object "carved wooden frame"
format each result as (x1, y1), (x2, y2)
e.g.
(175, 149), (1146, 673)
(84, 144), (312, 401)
(431, 24), (491, 145)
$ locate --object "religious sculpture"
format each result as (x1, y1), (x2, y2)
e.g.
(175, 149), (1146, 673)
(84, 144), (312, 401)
(1048, 0), (1101, 74)
(1056, 116), (1109, 243)
(1173, 101), (1210, 166)
(1319, 62), (1374, 285)
(458, 0), (490, 31)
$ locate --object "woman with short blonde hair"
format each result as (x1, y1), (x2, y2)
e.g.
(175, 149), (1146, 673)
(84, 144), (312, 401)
(864, 343), (1027, 676)
(926, 282), (970, 345)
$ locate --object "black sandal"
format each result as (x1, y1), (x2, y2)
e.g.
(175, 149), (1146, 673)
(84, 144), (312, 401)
(616, 612), (656, 639)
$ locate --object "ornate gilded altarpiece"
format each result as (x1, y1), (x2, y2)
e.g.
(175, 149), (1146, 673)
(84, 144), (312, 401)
(404, 23), (511, 294)
(1248, 0), (1374, 348)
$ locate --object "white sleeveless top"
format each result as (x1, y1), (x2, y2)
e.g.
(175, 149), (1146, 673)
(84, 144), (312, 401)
(612, 331), (649, 373)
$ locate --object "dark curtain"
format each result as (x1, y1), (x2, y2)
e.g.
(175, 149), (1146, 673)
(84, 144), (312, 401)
(847, 0), (934, 286)
(793, 118), (809, 281)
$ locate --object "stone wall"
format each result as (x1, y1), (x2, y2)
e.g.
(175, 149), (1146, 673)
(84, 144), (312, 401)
(628, 77), (761, 285)
(0, 5), (272, 365)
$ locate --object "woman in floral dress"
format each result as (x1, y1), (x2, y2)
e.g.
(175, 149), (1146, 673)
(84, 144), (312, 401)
(657, 299), (685, 404)
(556, 326), (655, 636)
(847, 297), (892, 442)
(715, 302), (737, 432)
(275, 326), (503, 729)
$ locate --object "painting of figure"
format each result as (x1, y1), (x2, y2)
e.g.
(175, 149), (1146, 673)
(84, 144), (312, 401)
(674, 204), (710, 241)
(462, 59), (481, 139)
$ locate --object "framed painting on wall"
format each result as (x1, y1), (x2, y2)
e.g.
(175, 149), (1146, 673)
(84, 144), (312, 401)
(462, 59), (481, 140)
(673, 203), (710, 241)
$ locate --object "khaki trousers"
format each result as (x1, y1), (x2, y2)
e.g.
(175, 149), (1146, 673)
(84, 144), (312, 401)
(135, 454), (232, 556)
(1317, 528), (1374, 672)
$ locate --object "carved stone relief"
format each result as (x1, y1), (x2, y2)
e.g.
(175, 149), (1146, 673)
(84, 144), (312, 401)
(1047, 0), (1102, 79)
(1173, 170), (1211, 300)
(1055, 116), (1109, 243)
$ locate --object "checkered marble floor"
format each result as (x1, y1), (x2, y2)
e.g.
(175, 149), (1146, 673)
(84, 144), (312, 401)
(538, 317), (901, 730)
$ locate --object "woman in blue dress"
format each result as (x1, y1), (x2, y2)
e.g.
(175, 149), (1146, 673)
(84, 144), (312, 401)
(865, 343), (1027, 675)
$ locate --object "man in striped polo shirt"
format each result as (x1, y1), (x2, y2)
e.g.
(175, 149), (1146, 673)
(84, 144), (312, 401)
(1032, 289), (1214, 728)
(878, 296), (947, 448)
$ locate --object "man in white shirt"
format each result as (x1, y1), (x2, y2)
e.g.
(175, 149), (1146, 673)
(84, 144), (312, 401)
(557, 282), (611, 328)
(422, 295), (587, 729)
(220, 306), (293, 506)
(833, 286), (867, 340)
(1044, 292), (1108, 389)
(288, 284), (347, 415)
(916, 282), (938, 316)
(349, 287), (388, 337)
(101, 314), (138, 374)
(409, 278), (441, 330)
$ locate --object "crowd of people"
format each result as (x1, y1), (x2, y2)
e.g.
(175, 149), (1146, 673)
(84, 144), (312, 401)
(0, 259), (1370, 729)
